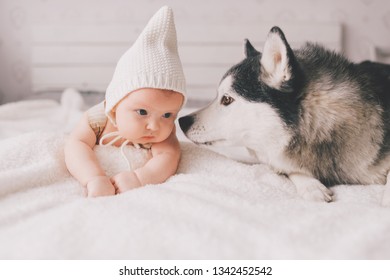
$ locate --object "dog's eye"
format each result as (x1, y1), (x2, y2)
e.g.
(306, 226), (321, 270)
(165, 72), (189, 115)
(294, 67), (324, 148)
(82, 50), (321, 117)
(221, 95), (235, 106)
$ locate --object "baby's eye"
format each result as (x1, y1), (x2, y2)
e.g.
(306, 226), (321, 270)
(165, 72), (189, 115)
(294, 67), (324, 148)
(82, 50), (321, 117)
(162, 113), (172, 119)
(136, 109), (148, 116)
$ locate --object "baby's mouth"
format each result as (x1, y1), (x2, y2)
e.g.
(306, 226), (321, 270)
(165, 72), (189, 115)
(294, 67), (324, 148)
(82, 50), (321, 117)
(142, 135), (155, 140)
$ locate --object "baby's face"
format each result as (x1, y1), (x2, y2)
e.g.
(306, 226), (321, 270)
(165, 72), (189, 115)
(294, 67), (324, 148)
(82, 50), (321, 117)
(114, 88), (184, 144)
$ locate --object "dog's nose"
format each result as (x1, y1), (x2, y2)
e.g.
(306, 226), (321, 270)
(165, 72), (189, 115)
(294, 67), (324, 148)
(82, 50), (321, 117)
(178, 115), (194, 134)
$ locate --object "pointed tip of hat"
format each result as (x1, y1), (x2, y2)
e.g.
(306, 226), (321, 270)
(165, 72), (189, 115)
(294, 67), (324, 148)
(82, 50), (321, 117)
(155, 5), (173, 18)
(142, 6), (175, 33)
(158, 5), (173, 13)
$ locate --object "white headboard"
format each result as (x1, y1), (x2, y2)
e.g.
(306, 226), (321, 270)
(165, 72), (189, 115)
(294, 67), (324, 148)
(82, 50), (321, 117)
(32, 22), (342, 104)
(370, 46), (390, 63)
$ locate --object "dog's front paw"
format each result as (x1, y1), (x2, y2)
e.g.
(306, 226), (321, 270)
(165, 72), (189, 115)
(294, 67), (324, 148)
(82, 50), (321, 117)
(289, 173), (333, 203)
(299, 183), (333, 202)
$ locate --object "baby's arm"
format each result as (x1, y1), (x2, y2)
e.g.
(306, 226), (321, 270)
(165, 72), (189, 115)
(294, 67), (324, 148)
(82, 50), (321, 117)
(64, 113), (115, 197)
(112, 129), (181, 193)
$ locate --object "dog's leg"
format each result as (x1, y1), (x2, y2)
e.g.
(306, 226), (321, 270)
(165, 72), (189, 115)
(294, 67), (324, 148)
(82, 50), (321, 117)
(381, 172), (390, 207)
(289, 172), (333, 202)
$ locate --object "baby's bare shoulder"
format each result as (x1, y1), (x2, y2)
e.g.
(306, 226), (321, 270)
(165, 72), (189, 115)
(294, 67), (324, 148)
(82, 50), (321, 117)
(68, 112), (97, 147)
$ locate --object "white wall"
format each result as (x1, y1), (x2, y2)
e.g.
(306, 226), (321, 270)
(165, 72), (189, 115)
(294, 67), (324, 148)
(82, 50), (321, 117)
(0, 0), (389, 103)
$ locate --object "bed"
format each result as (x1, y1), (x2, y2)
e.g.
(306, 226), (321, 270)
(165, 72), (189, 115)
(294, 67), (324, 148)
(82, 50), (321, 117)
(1, 21), (390, 260)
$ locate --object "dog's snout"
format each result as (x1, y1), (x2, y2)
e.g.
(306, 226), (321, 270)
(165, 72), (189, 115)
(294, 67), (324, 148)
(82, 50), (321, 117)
(178, 115), (195, 134)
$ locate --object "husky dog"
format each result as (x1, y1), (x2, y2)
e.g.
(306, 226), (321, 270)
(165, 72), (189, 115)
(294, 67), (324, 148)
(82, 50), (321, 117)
(179, 26), (390, 204)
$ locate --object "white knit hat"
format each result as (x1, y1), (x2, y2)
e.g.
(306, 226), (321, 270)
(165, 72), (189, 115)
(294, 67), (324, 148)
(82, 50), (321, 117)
(105, 6), (186, 124)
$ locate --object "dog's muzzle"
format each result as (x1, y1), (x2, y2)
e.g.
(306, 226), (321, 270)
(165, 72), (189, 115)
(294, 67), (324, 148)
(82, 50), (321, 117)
(178, 115), (194, 134)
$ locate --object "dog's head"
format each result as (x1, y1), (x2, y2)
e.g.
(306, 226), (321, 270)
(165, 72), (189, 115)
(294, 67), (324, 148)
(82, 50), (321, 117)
(179, 27), (303, 149)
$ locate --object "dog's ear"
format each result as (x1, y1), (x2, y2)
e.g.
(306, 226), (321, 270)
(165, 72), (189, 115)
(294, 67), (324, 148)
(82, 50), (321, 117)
(244, 39), (260, 57)
(260, 26), (297, 92)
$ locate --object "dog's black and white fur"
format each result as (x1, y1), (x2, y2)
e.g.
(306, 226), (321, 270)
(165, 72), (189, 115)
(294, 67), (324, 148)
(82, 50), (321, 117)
(179, 26), (390, 204)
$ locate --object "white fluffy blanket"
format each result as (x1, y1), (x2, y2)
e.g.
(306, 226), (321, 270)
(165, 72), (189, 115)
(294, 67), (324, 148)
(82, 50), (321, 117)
(1, 92), (390, 259)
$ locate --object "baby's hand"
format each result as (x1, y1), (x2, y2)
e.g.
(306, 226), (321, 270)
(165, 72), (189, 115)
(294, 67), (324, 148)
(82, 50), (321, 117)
(86, 176), (116, 197)
(111, 171), (142, 194)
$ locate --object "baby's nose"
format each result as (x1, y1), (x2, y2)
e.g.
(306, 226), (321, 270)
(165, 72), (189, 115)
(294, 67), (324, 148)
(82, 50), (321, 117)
(146, 119), (159, 131)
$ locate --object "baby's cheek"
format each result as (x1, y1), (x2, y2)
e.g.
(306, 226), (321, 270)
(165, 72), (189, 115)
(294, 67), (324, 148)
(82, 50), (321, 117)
(160, 126), (174, 140)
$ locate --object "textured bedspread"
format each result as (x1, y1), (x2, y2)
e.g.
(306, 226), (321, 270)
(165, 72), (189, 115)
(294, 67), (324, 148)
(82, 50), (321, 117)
(0, 91), (389, 259)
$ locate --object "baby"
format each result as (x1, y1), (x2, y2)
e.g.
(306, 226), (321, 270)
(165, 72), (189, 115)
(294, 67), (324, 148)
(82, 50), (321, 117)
(64, 6), (186, 197)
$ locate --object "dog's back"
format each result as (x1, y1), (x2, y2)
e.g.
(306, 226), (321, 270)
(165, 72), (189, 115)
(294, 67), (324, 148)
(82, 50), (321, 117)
(288, 45), (390, 185)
